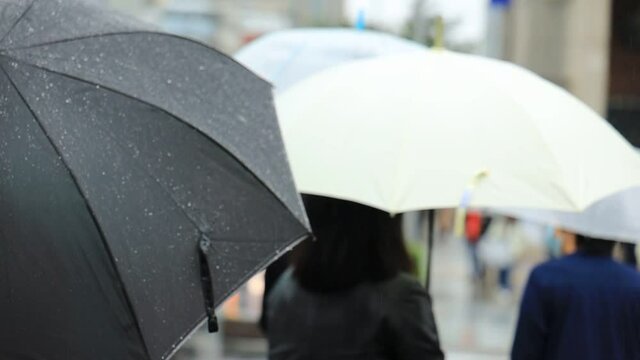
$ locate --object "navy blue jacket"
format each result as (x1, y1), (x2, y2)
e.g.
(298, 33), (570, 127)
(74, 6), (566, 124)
(512, 252), (640, 360)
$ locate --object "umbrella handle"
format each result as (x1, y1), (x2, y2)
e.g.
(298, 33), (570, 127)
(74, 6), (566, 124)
(199, 235), (219, 333)
(454, 170), (489, 237)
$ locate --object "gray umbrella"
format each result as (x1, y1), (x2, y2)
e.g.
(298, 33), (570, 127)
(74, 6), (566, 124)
(0, 0), (309, 359)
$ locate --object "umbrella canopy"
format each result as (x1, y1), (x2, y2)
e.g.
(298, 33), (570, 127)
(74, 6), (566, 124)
(276, 50), (640, 214)
(0, 1), (309, 359)
(495, 186), (640, 244)
(235, 28), (425, 92)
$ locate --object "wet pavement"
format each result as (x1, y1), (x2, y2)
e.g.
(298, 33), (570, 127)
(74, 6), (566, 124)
(430, 233), (517, 359)
(429, 227), (547, 359)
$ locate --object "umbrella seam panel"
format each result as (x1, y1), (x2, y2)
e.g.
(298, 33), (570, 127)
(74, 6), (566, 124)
(1, 55), (309, 232)
(0, 63), (154, 360)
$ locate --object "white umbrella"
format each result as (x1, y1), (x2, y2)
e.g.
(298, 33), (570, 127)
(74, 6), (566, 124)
(235, 28), (425, 92)
(494, 151), (640, 243)
(276, 51), (640, 214)
(495, 184), (640, 244)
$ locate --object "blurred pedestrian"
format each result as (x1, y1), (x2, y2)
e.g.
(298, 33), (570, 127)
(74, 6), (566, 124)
(512, 235), (640, 360)
(543, 226), (562, 259)
(620, 242), (638, 269)
(266, 195), (444, 360)
(479, 216), (527, 298)
(464, 210), (489, 281)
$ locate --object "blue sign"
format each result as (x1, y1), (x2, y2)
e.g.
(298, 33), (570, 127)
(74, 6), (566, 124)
(491, 0), (511, 7)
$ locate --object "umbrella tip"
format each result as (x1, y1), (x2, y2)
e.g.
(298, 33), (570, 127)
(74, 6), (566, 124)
(208, 315), (219, 333)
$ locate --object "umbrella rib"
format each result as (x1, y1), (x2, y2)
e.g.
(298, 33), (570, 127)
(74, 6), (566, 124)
(478, 71), (580, 209)
(4, 30), (260, 74)
(0, 63), (153, 360)
(4, 31), (157, 51)
(0, 0), (35, 46)
(205, 237), (287, 244)
(2, 55), (307, 231)
(213, 232), (309, 305)
(83, 114), (227, 236)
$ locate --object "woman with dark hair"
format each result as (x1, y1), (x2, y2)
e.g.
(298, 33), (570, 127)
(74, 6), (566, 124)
(266, 195), (444, 360)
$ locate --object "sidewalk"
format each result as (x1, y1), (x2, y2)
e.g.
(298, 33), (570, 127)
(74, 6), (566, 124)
(430, 230), (546, 358)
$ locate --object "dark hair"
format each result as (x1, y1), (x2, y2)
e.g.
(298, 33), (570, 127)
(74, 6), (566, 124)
(576, 234), (615, 256)
(292, 195), (413, 292)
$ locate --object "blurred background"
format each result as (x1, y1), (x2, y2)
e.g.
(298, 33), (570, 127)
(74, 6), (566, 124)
(105, 0), (640, 359)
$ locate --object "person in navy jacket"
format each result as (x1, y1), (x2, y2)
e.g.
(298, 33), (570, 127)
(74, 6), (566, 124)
(512, 234), (640, 360)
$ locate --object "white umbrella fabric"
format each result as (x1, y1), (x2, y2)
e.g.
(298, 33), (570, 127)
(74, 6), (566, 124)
(495, 186), (640, 244)
(277, 51), (640, 214)
(235, 28), (425, 92)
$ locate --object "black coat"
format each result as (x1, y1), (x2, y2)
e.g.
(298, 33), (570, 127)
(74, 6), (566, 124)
(266, 269), (444, 360)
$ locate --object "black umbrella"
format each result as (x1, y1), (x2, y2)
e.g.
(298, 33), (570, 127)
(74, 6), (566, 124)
(0, 0), (309, 359)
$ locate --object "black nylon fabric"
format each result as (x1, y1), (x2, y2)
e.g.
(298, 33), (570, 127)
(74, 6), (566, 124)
(3, 28), (307, 226)
(0, 65), (148, 360)
(0, 0), (310, 359)
(1, 60), (308, 359)
(0, 0), (147, 49)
